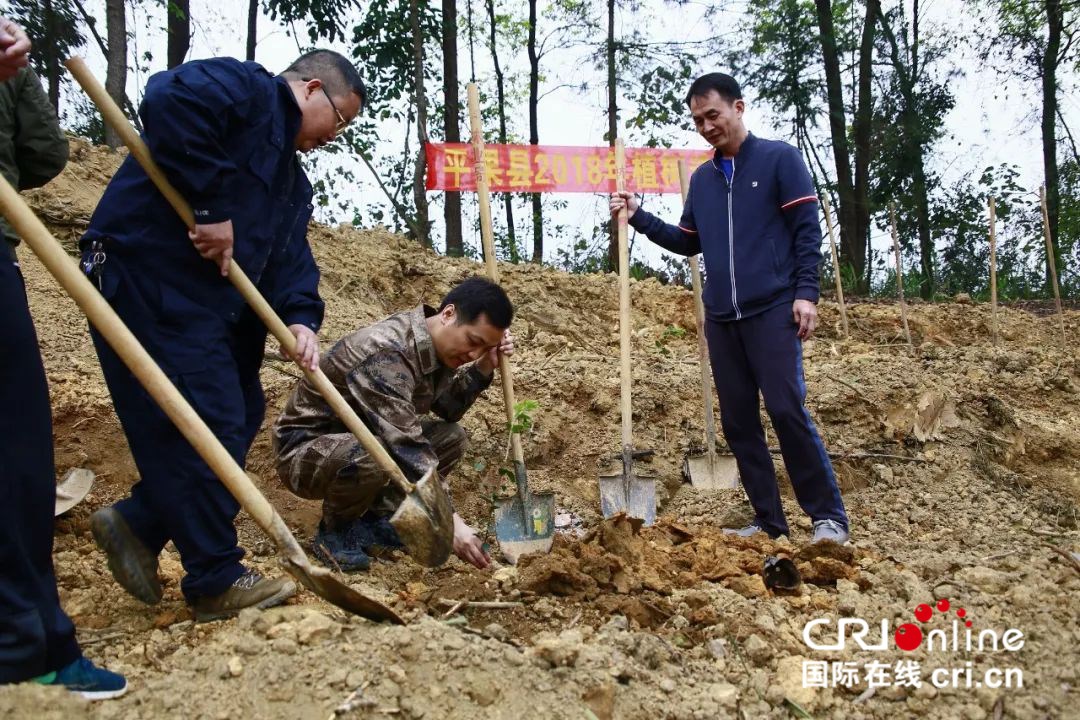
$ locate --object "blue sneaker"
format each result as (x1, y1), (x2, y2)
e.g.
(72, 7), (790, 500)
(312, 521), (372, 571)
(37, 657), (128, 700)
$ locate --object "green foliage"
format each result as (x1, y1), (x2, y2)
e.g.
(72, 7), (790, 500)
(653, 323), (686, 356)
(507, 398), (539, 435)
(264, 0), (359, 44)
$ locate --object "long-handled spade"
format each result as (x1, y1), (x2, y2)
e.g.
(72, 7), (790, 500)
(598, 139), (656, 525)
(0, 177), (402, 623)
(465, 84), (554, 564)
(677, 160), (738, 490)
(64, 57), (455, 569)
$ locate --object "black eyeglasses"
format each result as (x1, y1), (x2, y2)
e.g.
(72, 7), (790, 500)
(320, 85), (349, 133)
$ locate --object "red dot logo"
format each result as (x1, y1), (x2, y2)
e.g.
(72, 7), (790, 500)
(957, 608), (966, 618)
(895, 623), (923, 651)
(936, 599), (951, 612)
(914, 604), (933, 622)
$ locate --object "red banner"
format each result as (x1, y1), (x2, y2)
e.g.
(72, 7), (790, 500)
(424, 142), (714, 194)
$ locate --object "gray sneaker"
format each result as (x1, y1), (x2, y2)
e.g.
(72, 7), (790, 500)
(192, 569), (296, 623)
(723, 523), (765, 538)
(811, 519), (849, 544)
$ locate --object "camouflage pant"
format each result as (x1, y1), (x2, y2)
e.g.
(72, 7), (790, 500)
(279, 418), (467, 527)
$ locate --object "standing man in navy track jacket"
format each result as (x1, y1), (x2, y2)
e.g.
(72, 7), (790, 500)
(609, 72), (849, 544)
(81, 50), (365, 621)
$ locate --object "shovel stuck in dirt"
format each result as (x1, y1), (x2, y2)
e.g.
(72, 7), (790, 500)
(65, 58), (454, 568)
(676, 160), (738, 491)
(0, 176), (403, 624)
(599, 139), (656, 525)
(466, 84), (554, 563)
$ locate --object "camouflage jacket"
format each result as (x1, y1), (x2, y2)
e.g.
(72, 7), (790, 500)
(273, 304), (493, 482)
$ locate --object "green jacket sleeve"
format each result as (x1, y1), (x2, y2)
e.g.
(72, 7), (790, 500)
(12, 68), (69, 190)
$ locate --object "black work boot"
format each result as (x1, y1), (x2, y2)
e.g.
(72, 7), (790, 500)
(89, 507), (163, 605)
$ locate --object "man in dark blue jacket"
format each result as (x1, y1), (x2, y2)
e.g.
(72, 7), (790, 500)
(610, 72), (849, 544)
(81, 50), (365, 621)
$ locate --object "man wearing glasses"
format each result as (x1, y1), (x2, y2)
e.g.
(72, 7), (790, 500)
(79, 50), (365, 621)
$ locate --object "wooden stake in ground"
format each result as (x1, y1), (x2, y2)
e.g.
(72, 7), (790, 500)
(988, 197), (998, 346)
(821, 195), (849, 339)
(1038, 185), (1067, 347)
(889, 201), (913, 350)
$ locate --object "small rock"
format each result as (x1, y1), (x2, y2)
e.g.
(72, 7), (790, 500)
(728, 575), (768, 599)
(871, 464), (894, 484)
(706, 639), (727, 659)
(659, 677), (677, 693)
(232, 634), (263, 656)
(582, 683), (616, 720)
(743, 634), (772, 665)
(226, 656), (243, 678)
(271, 637), (298, 655)
(483, 623), (509, 641)
(956, 566), (1011, 595)
(297, 611), (340, 645)
(708, 682), (739, 709)
(774, 655), (818, 710)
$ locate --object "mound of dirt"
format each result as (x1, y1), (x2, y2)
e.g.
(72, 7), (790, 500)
(1, 137), (1077, 719)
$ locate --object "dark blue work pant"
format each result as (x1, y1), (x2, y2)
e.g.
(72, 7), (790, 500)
(704, 301), (848, 538)
(88, 256), (265, 601)
(0, 258), (81, 682)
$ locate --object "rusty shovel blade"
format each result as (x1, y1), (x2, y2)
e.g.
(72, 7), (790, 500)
(389, 467), (455, 567)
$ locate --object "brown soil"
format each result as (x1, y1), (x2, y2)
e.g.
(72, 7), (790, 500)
(1, 138), (1078, 719)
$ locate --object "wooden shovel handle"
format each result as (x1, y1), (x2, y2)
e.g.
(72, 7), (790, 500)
(64, 56), (414, 493)
(614, 139), (633, 450)
(677, 160), (717, 458)
(465, 84), (525, 467)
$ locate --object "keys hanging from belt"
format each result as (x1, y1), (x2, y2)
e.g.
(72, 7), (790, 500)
(81, 239), (107, 291)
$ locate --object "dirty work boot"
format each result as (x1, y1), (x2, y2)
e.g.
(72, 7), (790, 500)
(722, 522), (765, 538)
(192, 569), (296, 622)
(312, 520), (372, 572)
(811, 519), (849, 545)
(34, 657), (128, 701)
(354, 511), (405, 556)
(89, 507), (163, 604)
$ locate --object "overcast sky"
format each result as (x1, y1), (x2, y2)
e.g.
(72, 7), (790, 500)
(66, 0), (1071, 276)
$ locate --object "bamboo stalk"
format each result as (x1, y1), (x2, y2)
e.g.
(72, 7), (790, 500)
(988, 197), (998, 346)
(821, 195), (849, 339)
(1038, 185), (1067, 348)
(888, 202), (912, 350)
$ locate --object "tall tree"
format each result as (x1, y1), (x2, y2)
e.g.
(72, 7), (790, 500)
(247, 0), (259, 60)
(104, 0), (127, 149)
(8, 0), (83, 113)
(981, 0), (1080, 290)
(167, 0), (190, 69)
(813, 0), (878, 293)
(527, 0), (543, 263)
(485, 0), (518, 261)
(874, 1), (955, 299)
(410, 0), (431, 247)
(442, 0), (464, 256)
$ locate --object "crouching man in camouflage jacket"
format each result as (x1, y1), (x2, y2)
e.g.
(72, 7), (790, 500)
(272, 277), (514, 571)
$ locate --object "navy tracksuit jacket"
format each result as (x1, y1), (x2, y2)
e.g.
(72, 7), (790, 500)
(80, 58), (325, 600)
(630, 133), (848, 536)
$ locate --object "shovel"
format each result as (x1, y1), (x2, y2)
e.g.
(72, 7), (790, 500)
(598, 139), (656, 525)
(65, 57), (454, 568)
(0, 176), (402, 624)
(676, 160), (738, 490)
(465, 84), (554, 564)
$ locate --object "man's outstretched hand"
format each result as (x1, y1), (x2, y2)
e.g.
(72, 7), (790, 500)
(793, 299), (818, 340)
(452, 513), (490, 569)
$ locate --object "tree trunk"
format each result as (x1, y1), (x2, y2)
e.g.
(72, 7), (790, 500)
(442, 0), (464, 256)
(606, 0), (618, 271)
(43, 0), (60, 112)
(1042, 0), (1062, 290)
(167, 0), (191, 68)
(410, 0), (431, 247)
(104, 0), (127, 149)
(486, 0), (518, 261)
(528, 0), (543, 263)
(814, 0), (861, 289)
(246, 0), (258, 61)
(851, 0), (877, 294)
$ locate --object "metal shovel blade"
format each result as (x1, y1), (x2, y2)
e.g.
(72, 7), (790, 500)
(683, 452), (740, 491)
(389, 467), (455, 567)
(283, 557), (404, 624)
(598, 451), (656, 525)
(494, 462), (555, 564)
